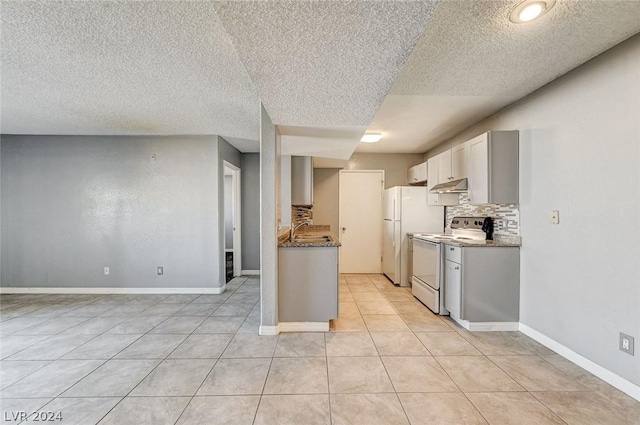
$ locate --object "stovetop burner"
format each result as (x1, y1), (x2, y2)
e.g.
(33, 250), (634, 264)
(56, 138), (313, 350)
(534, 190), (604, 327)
(416, 216), (494, 242)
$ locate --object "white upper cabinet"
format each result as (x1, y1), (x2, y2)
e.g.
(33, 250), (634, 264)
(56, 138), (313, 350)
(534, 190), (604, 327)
(427, 157), (439, 205)
(437, 149), (452, 182)
(468, 134), (489, 205)
(433, 142), (468, 183)
(407, 161), (427, 185)
(417, 162), (427, 182)
(291, 156), (314, 206)
(427, 156), (458, 206)
(468, 131), (519, 205)
(451, 141), (469, 180)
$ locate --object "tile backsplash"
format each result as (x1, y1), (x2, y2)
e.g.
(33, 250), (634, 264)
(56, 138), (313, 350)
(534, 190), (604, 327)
(292, 206), (313, 227)
(445, 193), (520, 236)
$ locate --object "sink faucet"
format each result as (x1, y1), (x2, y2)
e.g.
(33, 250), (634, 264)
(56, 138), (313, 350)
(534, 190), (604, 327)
(291, 221), (311, 240)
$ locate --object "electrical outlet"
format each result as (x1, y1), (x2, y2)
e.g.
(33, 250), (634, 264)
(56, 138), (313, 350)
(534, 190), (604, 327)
(104, 267), (110, 276)
(550, 210), (560, 224)
(151, 153), (157, 162)
(620, 332), (634, 355)
(157, 266), (164, 276)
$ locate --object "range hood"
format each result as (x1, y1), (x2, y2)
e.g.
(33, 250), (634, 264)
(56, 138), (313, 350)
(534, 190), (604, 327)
(429, 178), (468, 193)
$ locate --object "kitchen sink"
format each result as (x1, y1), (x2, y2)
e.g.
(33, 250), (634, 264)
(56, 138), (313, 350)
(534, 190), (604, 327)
(293, 235), (332, 243)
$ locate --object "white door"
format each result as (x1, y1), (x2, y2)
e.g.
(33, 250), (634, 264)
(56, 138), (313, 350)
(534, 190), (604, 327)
(223, 161), (242, 277)
(339, 171), (384, 273)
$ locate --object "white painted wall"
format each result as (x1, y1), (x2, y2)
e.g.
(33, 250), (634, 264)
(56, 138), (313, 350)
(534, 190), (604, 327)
(426, 34), (640, 387)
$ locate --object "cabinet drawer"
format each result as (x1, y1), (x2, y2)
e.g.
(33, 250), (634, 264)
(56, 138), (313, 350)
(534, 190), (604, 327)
(444, 244), (462, 263)
(412, 277), (440, 314)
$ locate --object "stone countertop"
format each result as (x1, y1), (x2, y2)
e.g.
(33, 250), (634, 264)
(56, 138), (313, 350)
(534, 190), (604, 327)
(442, 239), (520, 248)
(278, 225), (342, 248)
(411, 232), (521, 247)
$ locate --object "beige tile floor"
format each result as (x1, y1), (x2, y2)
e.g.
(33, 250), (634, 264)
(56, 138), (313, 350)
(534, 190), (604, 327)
(0, 274), (638, 424)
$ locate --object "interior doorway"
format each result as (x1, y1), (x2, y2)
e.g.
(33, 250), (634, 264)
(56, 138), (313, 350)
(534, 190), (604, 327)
(223, 161), (242, 280)
(338, 170), (385, 273)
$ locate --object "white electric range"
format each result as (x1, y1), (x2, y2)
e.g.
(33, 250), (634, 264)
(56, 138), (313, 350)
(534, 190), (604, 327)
(411, 217), (492, 314)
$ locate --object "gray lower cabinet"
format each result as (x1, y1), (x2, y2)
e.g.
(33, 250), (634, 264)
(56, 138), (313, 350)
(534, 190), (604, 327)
(278, 246), (339, 322)
(444, 245), (520, 323)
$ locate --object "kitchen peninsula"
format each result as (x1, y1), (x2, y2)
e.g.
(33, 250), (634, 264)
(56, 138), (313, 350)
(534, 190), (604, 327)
(277, 225), (341, 331)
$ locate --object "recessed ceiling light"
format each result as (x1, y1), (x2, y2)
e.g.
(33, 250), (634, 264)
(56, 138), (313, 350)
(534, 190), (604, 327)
(361, 133), (382, 143)
(510, 0), (555, 24)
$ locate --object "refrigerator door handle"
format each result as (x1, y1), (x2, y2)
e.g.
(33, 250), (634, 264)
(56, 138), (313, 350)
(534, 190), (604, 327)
(392, 223), (395, 247)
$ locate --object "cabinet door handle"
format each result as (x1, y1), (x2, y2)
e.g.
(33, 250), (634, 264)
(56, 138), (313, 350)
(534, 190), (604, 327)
(455, 266), (460, 270)
(450, 247), (454, 251)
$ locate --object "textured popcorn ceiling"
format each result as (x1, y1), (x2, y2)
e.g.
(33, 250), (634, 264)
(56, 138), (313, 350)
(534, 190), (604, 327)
(0, 1), (260, 142)
(212, 0), (437, 126)
(2, 1), (640, 155)
(361, 0), (640, 153)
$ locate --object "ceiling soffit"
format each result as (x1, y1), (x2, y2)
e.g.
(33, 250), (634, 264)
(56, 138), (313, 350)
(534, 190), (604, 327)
(212, 0), (439, 126)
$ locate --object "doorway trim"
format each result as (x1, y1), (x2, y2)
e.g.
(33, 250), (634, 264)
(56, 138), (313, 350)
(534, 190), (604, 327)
(338, 169), (385, 273)
(223, 161), (242, 277)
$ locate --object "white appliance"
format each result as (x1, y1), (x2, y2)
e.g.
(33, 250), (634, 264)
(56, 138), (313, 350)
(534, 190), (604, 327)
(412, 216), (488, 314)
(383, 186), (444, 286)
(411, 237), (444, 313)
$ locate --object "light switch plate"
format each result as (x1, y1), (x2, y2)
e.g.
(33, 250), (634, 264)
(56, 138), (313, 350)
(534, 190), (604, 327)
(104, 267), (110, 276)
(620, 332), (634, 355)
(551, 210), (559, 224)
(157, 266), (164, 276)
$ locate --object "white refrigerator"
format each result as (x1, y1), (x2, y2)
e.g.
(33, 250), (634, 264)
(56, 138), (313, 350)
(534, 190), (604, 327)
(383, 186), (444, 287)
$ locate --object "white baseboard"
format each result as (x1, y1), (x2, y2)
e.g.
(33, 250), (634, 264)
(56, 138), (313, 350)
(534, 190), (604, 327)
(279, 322), (329, 332)
(242, 270), (260, 276)
(259, 325), (280, 336)
(452, 317), (520, 331)
(0, 286), (227, 295)
(519, 323), (640, 402)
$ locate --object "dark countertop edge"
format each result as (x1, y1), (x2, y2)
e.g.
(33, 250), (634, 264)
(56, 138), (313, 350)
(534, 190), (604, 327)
(443, 240), (521, 248)
(278, 241), (342, 248)
(278, 234), (341, 248)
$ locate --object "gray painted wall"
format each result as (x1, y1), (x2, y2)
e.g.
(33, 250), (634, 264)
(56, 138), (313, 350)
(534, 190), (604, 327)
(280, 155), (291, 228)
(224, 175), (233, 250)
(1, 135), (224, 289)
(260, 104), (279, 330)
(424, 34), (640, 386)
(240, 153), (260, 270)
(344, 153), (425, 189)
(0, 137), (2, 286)
(313, 169), (340, 234)
(313, 153), (424, 233)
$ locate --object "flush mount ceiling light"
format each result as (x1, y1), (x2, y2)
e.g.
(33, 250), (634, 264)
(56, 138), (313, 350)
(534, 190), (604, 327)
(510, 0), (555, 24)
(360, 133), (382, 143)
